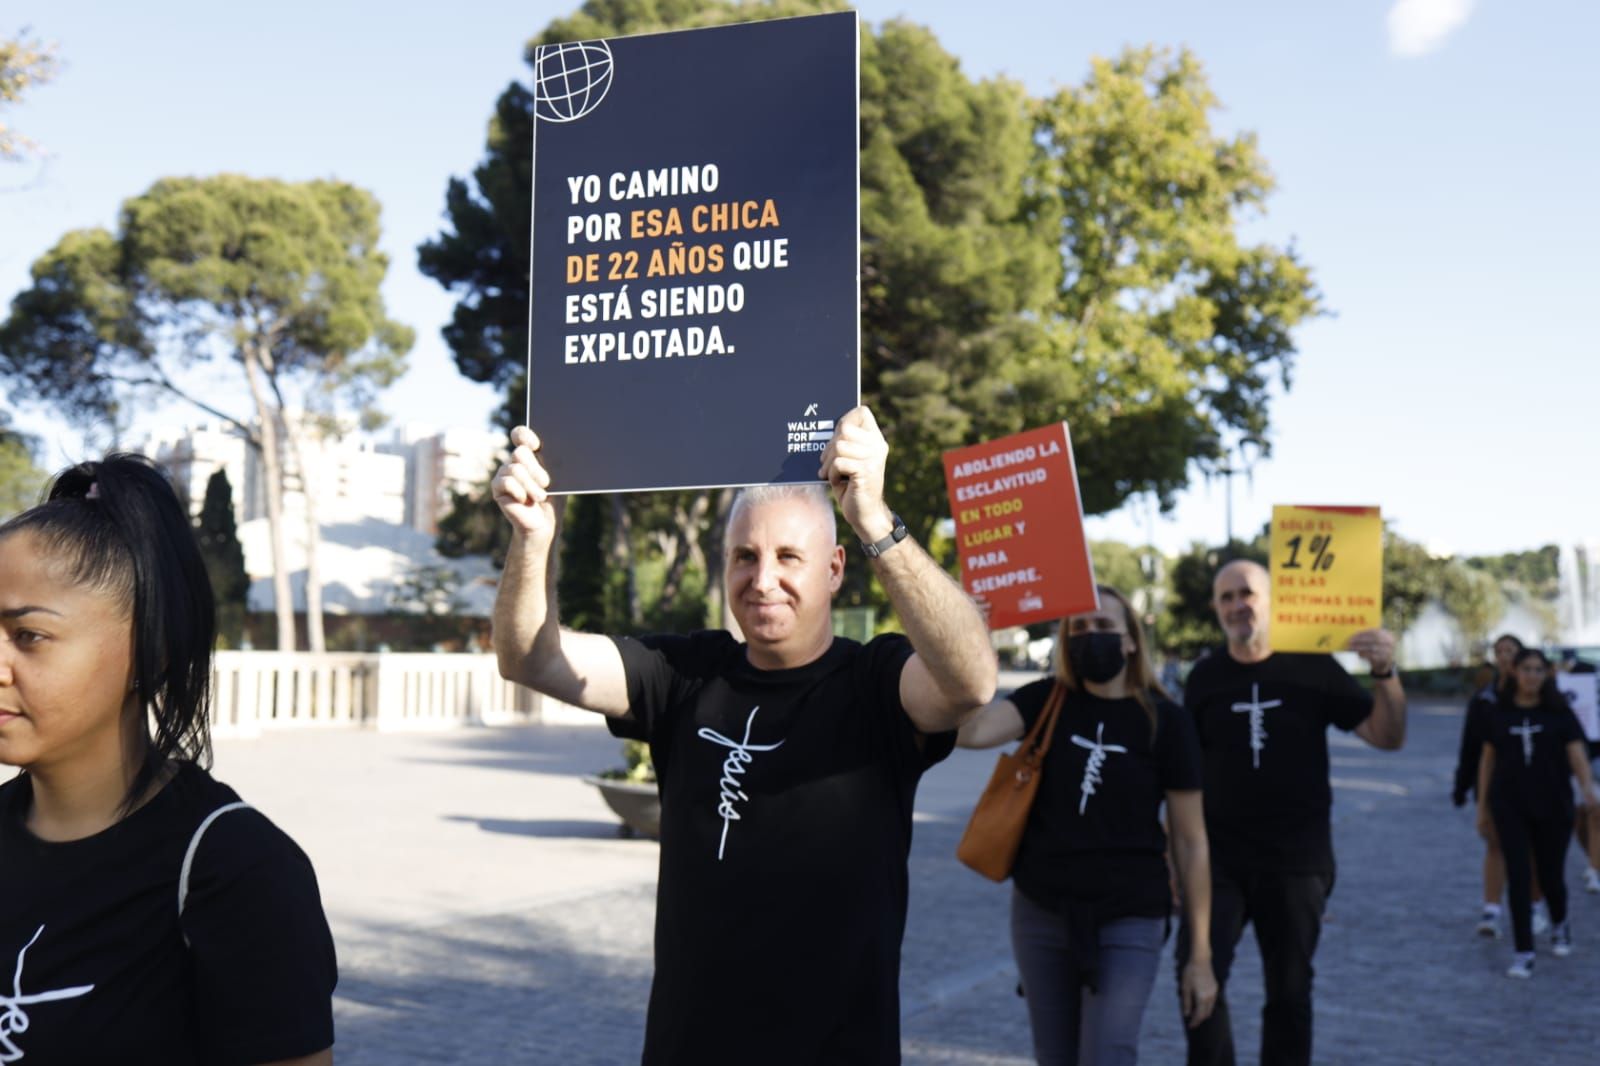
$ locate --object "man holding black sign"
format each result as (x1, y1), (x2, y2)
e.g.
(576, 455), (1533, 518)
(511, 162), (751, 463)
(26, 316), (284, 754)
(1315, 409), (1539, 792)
(491, 405), (995, 1065)
(1177, 559), (1406, 1066)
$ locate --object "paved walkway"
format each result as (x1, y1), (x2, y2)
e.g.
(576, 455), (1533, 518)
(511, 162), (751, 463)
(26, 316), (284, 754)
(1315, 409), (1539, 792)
(211, 687), (1600, 1063)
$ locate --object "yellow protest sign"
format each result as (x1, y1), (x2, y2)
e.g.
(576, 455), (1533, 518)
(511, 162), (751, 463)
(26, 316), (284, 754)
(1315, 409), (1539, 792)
(1268, 505), (1383, 653)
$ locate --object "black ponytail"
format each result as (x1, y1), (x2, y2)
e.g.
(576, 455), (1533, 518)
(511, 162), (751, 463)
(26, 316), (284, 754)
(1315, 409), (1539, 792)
(0, 453), (214, 812)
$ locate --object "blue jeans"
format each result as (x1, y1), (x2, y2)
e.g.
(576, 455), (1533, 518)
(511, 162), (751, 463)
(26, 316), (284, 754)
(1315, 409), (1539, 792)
(1010, 887), (1166, 1065)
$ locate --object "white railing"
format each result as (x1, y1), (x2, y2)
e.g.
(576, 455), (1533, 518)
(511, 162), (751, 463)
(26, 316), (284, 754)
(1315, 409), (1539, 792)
(210, 651), (545, 736)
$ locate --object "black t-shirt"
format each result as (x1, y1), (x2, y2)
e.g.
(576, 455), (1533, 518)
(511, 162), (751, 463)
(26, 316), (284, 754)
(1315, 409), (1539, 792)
(607, 631), (953, 1066)
(0, 763), (337, 1065)
(1007, 679), (1202, 924)
(1184, 650), (1373, 875)
(1485, 699), (1584, 819)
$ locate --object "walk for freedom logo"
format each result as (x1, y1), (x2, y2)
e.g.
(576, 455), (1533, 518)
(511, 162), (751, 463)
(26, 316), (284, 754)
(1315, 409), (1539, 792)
(534, 40), (615, 123)
(786, 403), (833, 455)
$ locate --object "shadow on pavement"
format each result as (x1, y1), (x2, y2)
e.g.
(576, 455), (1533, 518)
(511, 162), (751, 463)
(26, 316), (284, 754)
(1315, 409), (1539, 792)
(441, 813), (633, 840)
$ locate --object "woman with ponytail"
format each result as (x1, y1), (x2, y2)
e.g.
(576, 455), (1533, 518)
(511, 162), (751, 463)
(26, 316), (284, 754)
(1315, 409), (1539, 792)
(958, 585), (1215, 1065)
(0, 454), (336, 1064)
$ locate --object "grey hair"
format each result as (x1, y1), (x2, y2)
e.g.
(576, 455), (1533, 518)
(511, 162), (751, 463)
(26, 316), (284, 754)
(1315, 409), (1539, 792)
(726, 482), (836, 545)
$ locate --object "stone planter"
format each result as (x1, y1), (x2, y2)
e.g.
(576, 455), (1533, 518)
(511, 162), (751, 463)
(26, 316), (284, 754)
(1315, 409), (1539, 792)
(583, 776), (661, 839)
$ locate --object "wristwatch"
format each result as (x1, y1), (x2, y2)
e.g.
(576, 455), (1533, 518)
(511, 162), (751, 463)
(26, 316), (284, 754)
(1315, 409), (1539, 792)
(860, 514), (910, 558)
(1371, 665), (1396, 680)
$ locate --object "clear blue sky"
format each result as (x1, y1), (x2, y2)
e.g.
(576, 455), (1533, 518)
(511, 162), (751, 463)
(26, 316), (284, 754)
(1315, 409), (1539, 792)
(3, 0), (1596, 557)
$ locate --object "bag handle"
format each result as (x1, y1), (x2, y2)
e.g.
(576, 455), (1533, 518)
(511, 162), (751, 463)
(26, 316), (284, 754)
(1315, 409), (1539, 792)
(1018, 680), (1067, 766)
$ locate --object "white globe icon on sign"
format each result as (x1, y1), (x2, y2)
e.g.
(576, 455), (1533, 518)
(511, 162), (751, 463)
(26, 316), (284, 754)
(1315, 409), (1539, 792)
(534, 40), (615, 123)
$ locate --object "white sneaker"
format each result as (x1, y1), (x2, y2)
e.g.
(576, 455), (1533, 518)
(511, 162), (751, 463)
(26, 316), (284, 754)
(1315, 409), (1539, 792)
(1532, 906), (1551, 936)
(1552, 922), (1573, 958)
(1506, 952), (1535, 979)
(1584, 868), (1600, 894)
(1475, 907), (1500, 938)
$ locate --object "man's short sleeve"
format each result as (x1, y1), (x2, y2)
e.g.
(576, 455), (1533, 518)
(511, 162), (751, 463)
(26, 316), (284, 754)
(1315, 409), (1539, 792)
(1322, 656), (1376, 732)
(607, 632), (727, 742)
(180, 810), (337, 1065)
(1155, 697), (1204, 791)
(860, 634), (955, 771)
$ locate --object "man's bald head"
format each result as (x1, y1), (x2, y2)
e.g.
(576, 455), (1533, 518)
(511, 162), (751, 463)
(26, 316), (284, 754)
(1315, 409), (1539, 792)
(1212, 558), (1271, 659)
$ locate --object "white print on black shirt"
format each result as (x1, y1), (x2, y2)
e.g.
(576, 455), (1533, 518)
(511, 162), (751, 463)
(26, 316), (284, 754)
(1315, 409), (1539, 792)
(697, 705), (786, 861)
(1, 925), (95, 1064)
(1069, 722), (1128, 814)
(1231, 683), (1281, 769)
(1511, 717), (1543, 766)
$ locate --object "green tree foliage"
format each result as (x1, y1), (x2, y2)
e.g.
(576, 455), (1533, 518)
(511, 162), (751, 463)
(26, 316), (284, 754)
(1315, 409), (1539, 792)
(0, 175), (413, 651)
(1438, 562), (1505, 663)
(0, 28), (57, 161)
(437, 483), (513, 568)
(421, 1), (1321, 626)
(1465, 545), (1559, 601)
(1089, 539), (1159, 609)
(557, 493), (614, 632)
(194, 469), (250, 648)
(0, 415), (44, 518)
(1381, 529), (1444, 640)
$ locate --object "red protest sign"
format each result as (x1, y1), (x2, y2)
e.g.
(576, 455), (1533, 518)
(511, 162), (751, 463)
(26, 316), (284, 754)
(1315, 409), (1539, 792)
(941, 423), (1098, 630)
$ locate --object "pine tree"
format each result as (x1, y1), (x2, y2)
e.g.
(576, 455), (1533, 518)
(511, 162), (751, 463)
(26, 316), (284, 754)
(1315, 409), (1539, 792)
(195, 469), (251, 648)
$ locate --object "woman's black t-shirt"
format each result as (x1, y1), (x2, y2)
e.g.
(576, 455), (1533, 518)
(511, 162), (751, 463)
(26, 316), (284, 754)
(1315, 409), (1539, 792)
(1007, 678), (1203, 923)
(1485, 698), (1583, 819)
(0, 762), (337, 1065)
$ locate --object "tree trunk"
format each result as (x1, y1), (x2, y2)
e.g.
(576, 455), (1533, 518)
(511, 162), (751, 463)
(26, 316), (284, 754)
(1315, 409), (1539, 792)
(241, 349), (296, 651)
(657, 490), (711, 612)
(284, 421), (326, 653)
(703, 488), (735, 632)
(607, 494), (639, 627)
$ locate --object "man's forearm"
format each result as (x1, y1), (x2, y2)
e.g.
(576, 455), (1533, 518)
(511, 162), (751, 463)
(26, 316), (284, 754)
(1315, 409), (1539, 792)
(1370, 677), (1407, 749)
(493, 529), (561, 689)
(871, 537), (996, 712)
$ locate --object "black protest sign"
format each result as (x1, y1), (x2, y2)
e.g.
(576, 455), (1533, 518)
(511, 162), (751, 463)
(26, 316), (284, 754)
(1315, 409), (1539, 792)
(527, 12), (860, 493)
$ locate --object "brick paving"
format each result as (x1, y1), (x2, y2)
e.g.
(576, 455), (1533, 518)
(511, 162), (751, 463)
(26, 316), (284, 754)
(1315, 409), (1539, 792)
(215, 690), (1600, 1063)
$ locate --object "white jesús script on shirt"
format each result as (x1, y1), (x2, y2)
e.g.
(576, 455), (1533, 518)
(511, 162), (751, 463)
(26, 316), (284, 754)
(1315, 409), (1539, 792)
(1510, 717), (1544, 767)
(1, 926), (95, 1064)
(1231, 683), (1281, 769)
(697, 705), (785, 861)
(1069, 721), (1129, 815)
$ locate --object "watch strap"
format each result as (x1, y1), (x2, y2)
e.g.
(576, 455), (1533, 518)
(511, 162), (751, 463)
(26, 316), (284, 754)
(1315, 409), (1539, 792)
(861, 514), (909, 558)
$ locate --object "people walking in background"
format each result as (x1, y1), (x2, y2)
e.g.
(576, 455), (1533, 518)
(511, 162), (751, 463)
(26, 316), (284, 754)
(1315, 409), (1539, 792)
(0, 454), (337, 1064)
(1557, 653), (1600, 894)
(1452, 633), (1548, 937)
(1479, 648), (1600, 978)
(958, 585), (1216, 1065)
(1178, 559), (1406, 1066)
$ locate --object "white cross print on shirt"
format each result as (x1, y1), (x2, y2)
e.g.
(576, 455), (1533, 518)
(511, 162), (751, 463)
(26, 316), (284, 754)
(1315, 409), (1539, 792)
(1, 925), (95, 1064)
(1231, 683), (1281, 769)
(696, 705), (785, 862)
(1510, 717), (1543, 767)
(1069, 721), (1129, 814)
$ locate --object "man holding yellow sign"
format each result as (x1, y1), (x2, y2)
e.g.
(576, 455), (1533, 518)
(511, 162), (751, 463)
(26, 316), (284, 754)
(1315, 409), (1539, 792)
(1177, 551), (1405, 1066)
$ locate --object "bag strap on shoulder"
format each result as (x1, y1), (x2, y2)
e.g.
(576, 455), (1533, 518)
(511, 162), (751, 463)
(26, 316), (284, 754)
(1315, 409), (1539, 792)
(178, 801), (252, 943)
(1020, 680), (1067, 762)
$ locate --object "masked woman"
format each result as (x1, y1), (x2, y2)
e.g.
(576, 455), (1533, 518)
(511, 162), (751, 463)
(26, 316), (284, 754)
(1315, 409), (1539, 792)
(959, 585), (1215, 1065)
(0, 454), (337, 1063)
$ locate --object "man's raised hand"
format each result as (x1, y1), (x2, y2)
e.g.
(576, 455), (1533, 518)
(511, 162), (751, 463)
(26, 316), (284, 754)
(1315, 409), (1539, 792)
(818, 405), (894, 542)
(492, 426), (556, 541)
